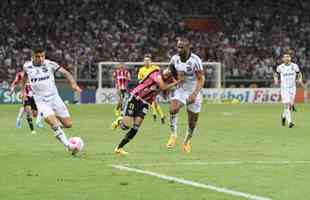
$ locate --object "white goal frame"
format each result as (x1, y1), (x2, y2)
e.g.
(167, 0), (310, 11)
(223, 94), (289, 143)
(97, 61), (222, 89)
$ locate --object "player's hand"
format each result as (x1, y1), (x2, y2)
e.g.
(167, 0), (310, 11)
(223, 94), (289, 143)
(297, 80), (305, 88)
(187, 92), (197, 104)
(72, 84), (82, 94)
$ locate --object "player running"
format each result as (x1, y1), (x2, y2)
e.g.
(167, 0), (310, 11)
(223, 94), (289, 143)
(9, 70), (43, 132)
(112, 63), (131, 117)
(113, 68), (179, 155)
(21, 47), (82, 154)
(138, 54), (166, 123)
(274, 52), (303, 128)
(166, 38), (205, 153)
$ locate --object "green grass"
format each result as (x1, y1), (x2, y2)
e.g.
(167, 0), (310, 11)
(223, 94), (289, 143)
(0, 103), (310, 200)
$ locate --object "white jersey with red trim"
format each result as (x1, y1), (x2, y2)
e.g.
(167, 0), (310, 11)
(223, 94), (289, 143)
(23, 59), (61, 98)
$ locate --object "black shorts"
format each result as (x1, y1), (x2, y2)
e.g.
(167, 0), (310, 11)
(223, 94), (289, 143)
(123, 95), (149, 118)
(23, 96), (37, 111)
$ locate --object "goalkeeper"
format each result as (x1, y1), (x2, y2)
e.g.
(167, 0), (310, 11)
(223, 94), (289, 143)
(138, 54), (166, 124)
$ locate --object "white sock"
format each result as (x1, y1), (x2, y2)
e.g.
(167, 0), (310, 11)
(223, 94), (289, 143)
(16, 107), (24, 122)
(184, 127), (195, 144)
(52, 125), (69, 147)
(36, 112), (43, 124)
(170, 114), (178, 136)
(286, 108), (292, 124)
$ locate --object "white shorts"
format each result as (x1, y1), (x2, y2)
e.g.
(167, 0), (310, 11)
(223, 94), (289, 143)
(281, 88), (296, 104)
(34, 95), (70, 118)
(171, 88), (202, 113)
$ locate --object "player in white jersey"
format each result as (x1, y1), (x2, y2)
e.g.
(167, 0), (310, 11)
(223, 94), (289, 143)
(274, 53), (303, 128)
(166, 38), (205, 153)
(21, 47), (82, 154)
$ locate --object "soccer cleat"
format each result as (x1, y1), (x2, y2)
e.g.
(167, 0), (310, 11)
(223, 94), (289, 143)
(114, 148), (128, 155)
(31, 130), (36, 135)
(161, 116), (166, 124)
(166, 135), (177, 149)
(16, 120), (22, 128)
(181, 142), (191, 153)
(281, 117), (286, 126)
(289, 122), (295, 128)
(153, 114), (157, 122)
(111, 117), (121, 130)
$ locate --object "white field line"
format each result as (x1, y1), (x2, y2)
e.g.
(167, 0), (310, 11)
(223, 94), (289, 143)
(112, 165), (272, 200)
(120, 160), (310, 167)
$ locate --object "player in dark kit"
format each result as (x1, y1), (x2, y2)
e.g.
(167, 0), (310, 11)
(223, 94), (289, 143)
(112, 68), (179, 155)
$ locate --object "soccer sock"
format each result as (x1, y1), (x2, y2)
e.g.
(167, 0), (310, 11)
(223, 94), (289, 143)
(26, 112), (34, 131)
(170, 113), (177, 136)
(151, 102), (157, 116)
(184, 127), (195, 144)
(117, 124), (139, 149)
(52, 125), (69, 147)
(16, 107), (24, 122)
(156, 103), (165, 119)
(286, 108), (292, 124)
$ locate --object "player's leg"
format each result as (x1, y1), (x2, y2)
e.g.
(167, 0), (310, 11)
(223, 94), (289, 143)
(115, 116), (144, 155)
(151, 102), (157, 121)
(115, 97), (148, 155)
(182, 110), (199, 153)
(31, 98), (43, 128)
(23, 98), (35, 134)
(111, 93), (131, 130)
(167, 89), (186, 148)
(182, 95), (202, 153)
(166, 99), (183, 148)
(16, 106), (24, 128)
(154, 100), (165, 124)
(114, 90), (123, 117)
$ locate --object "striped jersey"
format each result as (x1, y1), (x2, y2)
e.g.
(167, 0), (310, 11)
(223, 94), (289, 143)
(169, 53), (203, 93)
(112, 67), (131, 90)
(11, 71), (33, 97)
(130, 70), (161, 104)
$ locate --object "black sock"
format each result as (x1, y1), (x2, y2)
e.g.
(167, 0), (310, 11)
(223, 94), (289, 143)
(118, 124), (139, 148)
(26, 114), (34, 131)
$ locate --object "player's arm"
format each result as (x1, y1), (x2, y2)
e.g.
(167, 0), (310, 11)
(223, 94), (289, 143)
(58, 68), (82, 93)
(155, 75), (178, 91)
(296, 72), (304, 87)
(9, 73), (22, 95)
(273, 72), (280, 85)
(188, 70), (205, 103)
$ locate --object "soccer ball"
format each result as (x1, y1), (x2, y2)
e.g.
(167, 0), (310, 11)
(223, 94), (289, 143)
(68, 137), (84, 154)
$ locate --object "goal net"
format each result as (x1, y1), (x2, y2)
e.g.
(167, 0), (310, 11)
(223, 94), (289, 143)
(96, 61), (222, 104)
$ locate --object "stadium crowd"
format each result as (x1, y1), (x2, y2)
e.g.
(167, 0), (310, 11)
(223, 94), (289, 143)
(0, 0), (309, 88)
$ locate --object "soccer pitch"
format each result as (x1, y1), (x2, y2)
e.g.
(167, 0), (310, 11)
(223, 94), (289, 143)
(1, 103), (310, 200)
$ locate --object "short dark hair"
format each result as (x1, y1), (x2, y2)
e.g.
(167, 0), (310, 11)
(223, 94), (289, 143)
(178, 37), (190, 44)
(32, 47), (45, 54)
(144, 53), (152, 59)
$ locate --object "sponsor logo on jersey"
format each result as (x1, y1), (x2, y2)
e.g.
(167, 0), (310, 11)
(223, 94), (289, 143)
(31, 76), (50, 82)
